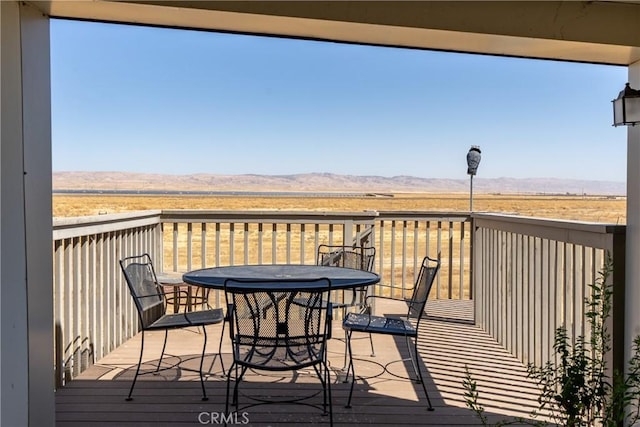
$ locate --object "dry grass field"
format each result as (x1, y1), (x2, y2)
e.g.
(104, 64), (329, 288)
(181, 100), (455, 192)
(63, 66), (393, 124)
(52, 192), (626, 303)
(53, 192), (626, 223)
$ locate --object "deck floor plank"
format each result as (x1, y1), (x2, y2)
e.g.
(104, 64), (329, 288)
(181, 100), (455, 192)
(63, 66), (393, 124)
(55, 300), (549, 426)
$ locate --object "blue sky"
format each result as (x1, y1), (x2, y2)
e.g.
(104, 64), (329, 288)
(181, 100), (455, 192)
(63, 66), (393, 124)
(51, 19), (628, 182)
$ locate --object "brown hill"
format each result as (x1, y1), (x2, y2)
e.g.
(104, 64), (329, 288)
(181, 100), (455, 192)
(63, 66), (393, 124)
(52, 171), (626, 195)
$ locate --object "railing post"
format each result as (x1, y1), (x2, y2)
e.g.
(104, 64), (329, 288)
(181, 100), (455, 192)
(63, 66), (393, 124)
(343, 220), (353, 246)
(610, 229), (626, 380)
(471, 214), (477, 324)
(155, 222), (163, 274)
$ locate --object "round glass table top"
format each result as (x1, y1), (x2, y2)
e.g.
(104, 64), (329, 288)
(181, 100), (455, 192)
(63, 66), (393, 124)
(182, 264), (379, 290)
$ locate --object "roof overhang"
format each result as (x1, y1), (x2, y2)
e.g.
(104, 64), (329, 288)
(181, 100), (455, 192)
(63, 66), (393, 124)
(30, 1), (640, 65)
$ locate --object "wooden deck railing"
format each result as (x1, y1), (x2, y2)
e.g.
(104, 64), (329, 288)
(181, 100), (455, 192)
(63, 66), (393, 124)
(157, 210), (380, 311)
(158, 210), (377, 271)
(473, 213), (626, 373)
(52, 211), (163, 386)
(52, 209), (472, 386)
(53, 209), (625, 388)
(374, 212), (472, 300)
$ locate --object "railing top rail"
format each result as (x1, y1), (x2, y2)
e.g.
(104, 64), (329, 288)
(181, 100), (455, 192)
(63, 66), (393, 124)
(158, 209), (379, 223)
(53, 210), (162, 239)
(472, 212), (625, 250)
(472, 212), (625, 234)
(376, 211), (471, 221)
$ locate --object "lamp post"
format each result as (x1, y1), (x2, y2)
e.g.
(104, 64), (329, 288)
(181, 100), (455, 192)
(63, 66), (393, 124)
(466, 146), (481, 211)
(612, 83), (640, 126)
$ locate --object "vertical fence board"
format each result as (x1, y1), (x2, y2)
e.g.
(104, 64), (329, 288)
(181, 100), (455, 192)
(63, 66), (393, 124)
(459, 222), (465, 299)
(401, 221), (408, 299)
(258, 223), (264, 265)
(286, 223), (292, 264)
(271, 224), (277, 264)
(201, 223), (207, 268)
(300, 224), (306, 265)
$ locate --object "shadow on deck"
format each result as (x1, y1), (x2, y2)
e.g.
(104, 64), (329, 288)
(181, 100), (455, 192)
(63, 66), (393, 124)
(55, 300), (547, 426)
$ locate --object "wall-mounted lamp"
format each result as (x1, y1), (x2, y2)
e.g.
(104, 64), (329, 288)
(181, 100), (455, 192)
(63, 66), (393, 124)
(612, 83), (640, 126)
(466, 145), (481, 211)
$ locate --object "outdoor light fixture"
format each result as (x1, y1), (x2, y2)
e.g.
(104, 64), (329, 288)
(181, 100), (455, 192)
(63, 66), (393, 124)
(612, 83), (640, 126)
(466, 146), (481, 211)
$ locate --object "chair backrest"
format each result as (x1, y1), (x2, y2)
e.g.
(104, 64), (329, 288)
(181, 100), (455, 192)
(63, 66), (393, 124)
(407, 256), (440, 320)
(224, 278), (332, 368)
(317, 244), (376, 272)
(119, 254), (166, 329)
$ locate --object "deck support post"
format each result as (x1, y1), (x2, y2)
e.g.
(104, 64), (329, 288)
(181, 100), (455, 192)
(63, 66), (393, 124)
(625, 59), (640, 398)
(1, 2), (54, 426)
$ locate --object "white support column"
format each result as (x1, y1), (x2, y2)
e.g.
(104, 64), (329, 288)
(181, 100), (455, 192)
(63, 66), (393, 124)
(1, 2), (29, 423)
(626, 60), (640, 373)
(1, 2), (54, 426)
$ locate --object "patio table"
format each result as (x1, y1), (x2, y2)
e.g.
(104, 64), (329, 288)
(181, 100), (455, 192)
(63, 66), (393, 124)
(182, 264), (380, 382)
(182, 264), (380, 291)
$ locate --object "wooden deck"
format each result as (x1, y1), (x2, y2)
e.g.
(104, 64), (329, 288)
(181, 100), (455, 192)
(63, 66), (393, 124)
(55, 300), (548, 426)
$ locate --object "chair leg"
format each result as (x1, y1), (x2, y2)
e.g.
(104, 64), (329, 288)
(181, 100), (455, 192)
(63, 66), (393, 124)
(345, 330), (356, 408)
(326, 361), (334, 426)
(409, 336), (434, 411)
(359, 306), (376, 357)
(312, 363), (328, 416)
(232, 365), (249, 407)
(126, 330), (146, 401)
(225, 361), (236, 415)
(368, 333), (375, 357)
(199, 326), (209, 401)
(156, 330), (168, 372)
(341, 330), (349, 373)
(405, 335), (420, 381)
(311, 357), (333, 425)
(232, 364), (239, 407)
(341, 305), (349, 370)
(202, 319), (226, 377)
(218, 320), (226, 375)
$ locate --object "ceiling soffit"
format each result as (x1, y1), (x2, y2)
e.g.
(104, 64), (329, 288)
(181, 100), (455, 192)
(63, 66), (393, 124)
(32, 1), (640, 65)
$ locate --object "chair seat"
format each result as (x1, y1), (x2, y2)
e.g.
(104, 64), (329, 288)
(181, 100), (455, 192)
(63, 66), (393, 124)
(147, 308), (224, 330)
(342, 312), (417, 337)
(234, 341), (325, 371)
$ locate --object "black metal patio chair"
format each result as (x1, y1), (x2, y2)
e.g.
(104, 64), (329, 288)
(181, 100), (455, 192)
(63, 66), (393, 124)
(224, 278), (334, 425)
(317, 244), (376, 311)
(119, 253), (225, 401)
(315, 244), (376, 368)
(342, 255), (440, 410)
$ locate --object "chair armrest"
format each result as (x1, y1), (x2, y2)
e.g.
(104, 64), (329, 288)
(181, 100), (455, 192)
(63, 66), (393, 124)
(373, 283), (416, 294)
(365, 282), (413, 302)
(362, 293), (410, 316)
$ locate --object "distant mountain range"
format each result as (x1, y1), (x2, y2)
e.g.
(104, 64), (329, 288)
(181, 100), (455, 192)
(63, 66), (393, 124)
(52, 172), (626, 196)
